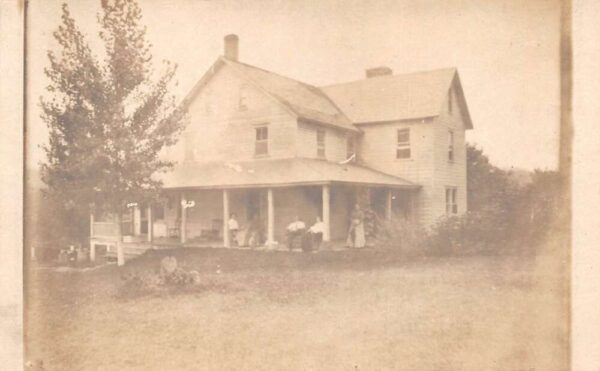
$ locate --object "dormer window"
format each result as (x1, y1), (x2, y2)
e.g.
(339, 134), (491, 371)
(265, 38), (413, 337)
(239, 86), (249, 111)
(255, 126), (268, 156)
(316, 129), (326, 158)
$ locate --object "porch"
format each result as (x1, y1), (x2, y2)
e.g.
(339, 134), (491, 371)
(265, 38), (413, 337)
(90, 185), (417, 262)
(89, 158), (420, 264)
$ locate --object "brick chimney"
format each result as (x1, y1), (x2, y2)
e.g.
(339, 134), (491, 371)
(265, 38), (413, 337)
(224, 34), (239, 61)
(365, 66), (393, 78)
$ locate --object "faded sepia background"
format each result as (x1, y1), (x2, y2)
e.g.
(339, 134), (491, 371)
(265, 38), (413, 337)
(26, 0), (560, 172)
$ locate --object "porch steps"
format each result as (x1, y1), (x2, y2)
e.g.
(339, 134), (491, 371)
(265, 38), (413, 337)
(104, 243), (158, 260)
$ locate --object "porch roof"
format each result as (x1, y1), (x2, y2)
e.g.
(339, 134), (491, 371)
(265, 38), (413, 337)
(159, 158), (419, 190)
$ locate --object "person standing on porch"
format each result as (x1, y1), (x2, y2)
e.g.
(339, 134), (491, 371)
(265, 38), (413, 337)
(308, 216), (325, 251)
(346, 203), (366, 248)
(228, 213), (239, 246)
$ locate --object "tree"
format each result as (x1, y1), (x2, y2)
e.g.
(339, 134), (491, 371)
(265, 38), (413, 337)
(466, 143), (516, 213)
(41, 0), (187, 265)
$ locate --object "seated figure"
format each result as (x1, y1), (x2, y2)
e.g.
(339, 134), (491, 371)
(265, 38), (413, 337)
(286, 216), (306, 250)
(307, 217), (325, 251)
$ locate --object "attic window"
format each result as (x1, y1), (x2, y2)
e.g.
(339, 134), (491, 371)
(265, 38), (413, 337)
(184, 133), (195, 162)
(448, 89), (453, 114)
(448, 130), (454, 162)
(239, 86), (249, 111)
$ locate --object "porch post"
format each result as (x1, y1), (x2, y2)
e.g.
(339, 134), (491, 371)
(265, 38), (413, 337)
(267, 188), (275, 244)
(134, 205), (142, 236)
(386, 189), (393, 221)
(180, 193), (187, 244)
(147, 205), (153, 243)
(322, 184), (331, 242)
(410, 190), (418, 223)
(89, 212), (95, 261)
(223, 189), (230, 247)
(90, 212), (94, 237)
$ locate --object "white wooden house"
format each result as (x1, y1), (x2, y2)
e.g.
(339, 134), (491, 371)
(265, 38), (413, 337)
(90, 35), (473, 262)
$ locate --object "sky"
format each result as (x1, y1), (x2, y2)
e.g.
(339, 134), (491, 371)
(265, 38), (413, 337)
(26, 0), (561, 171)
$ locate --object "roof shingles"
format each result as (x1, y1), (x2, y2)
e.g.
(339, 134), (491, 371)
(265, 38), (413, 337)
(321, 68), (457, 124)
(160, 158), (418, 189)
(223, 58), (357, 131)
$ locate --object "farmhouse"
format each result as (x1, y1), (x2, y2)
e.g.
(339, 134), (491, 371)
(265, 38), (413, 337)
(90, 34), (473, 259)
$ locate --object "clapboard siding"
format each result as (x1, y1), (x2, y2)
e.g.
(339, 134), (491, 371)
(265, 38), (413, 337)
(357, 120), (441, 225)
(296, 121), (350, 162)
(430, 82), (468, 222)
(165, 65), (298, 163)
(161, 62), (470, 229)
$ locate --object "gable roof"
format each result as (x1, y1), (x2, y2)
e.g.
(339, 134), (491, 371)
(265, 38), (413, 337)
(159, 158), (418, 190)
(182, 57), (358, 132)
(321, 68), (473, 129)
(183, 58), (473, 131)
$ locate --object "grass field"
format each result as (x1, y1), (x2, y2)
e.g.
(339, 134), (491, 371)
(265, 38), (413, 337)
(25, 247), (569, 370)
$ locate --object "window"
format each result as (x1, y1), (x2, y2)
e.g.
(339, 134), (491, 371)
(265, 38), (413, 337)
(346, 136), (355, 160)
(184, 133), (195, 162)
(396, 128), (410, 159)
(239, 86), (249, 111)
(448, 89), (453, 114)
(255, 126), (268, 156)
(448, 130), (454, 161)
(446, 187), (458, 215)
(316, 129), (326, 158)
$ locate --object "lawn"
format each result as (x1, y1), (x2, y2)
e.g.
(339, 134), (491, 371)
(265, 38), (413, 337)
(25, 247), (569, 370)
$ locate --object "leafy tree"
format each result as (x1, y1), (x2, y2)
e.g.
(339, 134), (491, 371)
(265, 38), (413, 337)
(40, 0), (187, 264)
(512, 169), (564, 242)
(427, 144), (563, 254)
(466, 143), (516, 213)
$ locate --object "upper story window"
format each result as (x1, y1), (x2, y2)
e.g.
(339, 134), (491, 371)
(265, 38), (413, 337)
(396, 128), (411, 159)
(446, 187), (458, 215)
(239, 86), (249, 111)
(448, 88), (453, 114)
(346, 136), (355, 160)
(316, 129), (326, 158)
(448, 130), (454, 162)
(184, 133), (195, 162)
(255, 126), (269, 156)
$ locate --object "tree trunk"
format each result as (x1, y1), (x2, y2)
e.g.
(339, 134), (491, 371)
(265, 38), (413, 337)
(116, 212), (124, 266)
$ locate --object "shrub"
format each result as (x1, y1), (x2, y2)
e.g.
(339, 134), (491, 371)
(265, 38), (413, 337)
(424, 211), (507, 255)
(374, 218), (427, 255)
(118, 256), (201, 298)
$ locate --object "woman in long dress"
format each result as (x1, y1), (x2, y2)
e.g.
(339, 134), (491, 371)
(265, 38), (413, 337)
(346, 203), (366, 248)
